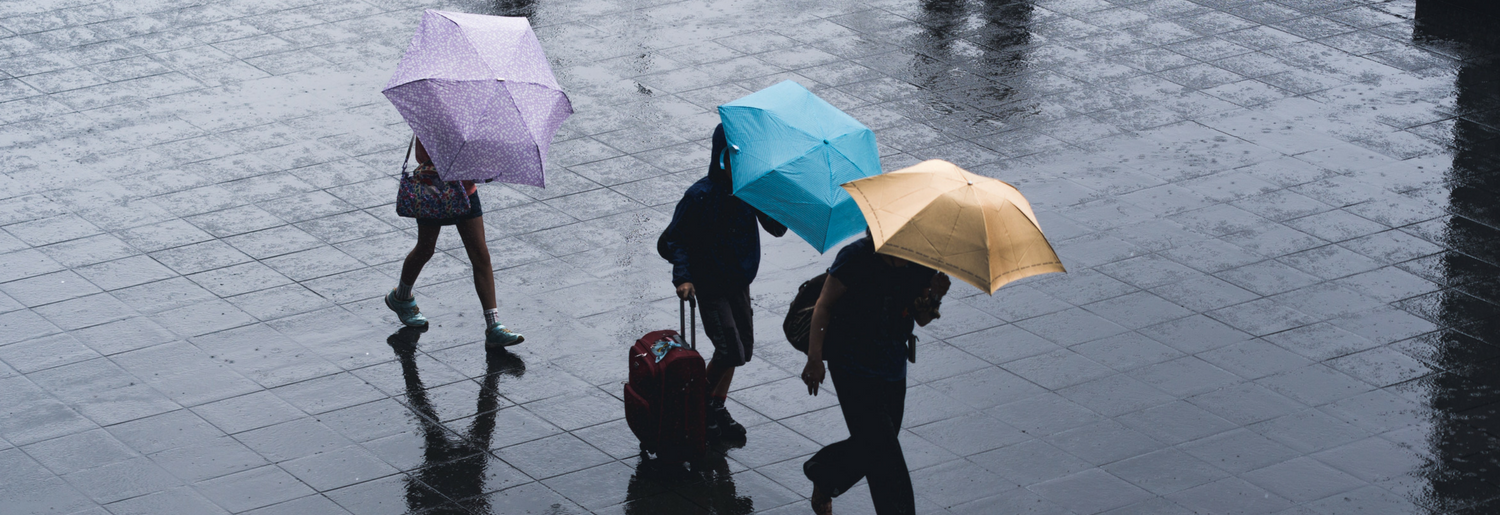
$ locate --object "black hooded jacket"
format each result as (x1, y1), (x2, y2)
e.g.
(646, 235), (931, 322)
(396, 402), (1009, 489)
(659, 125), (786, 293)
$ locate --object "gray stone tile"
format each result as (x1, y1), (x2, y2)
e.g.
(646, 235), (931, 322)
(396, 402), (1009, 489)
(63, 456), (183, 505)
(1166, 477), (1293, 515)
(279, 444), (398, 492)
(1162, 238), (1263, 273)
(493, 432), (615, 480)
(1, 270), (101, 307)
(36, 233), (140, 268)
(1058, 374), (1176, 417)
(1072, 331), (1184, 372)
(1285, 208), (1390, 242)
(0, 332), (96, 373)
(970, 438), (1092, 489)
(1104, 447), (1228, 496)
(1250, 407), (1371, 455)
(1327, 346), (1434, 387)
(1045, 419), (1164, 466)
(1257, 364), (1373, 406)
(1002, 348), (1116, 390)
(910, 458), (1008, 508)
(1208, 298), (1320, 336)
(1241, 456), (1367, 503)
(103, 486), (228, 515)
(1199, 339), (1316, 380)
(22, 428), (137, 475)
(1033, 468), (1153, 513)
(28, 357), (179, 426)
(1083, 291), (1195, 330)
(1016, 308), (1131, 347)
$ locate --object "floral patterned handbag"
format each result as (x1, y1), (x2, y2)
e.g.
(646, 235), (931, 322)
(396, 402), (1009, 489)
(395, 137), (471, 219)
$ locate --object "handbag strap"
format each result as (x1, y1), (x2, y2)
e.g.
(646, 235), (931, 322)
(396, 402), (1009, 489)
(400, 135), (415, 176)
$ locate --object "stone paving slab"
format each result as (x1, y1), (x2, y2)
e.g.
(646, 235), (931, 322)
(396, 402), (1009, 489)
(1, 0), (1500, 513)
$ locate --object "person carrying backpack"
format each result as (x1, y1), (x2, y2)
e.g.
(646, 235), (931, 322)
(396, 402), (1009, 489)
(799, 233), (950, 515)
(659, 124), (787, 439)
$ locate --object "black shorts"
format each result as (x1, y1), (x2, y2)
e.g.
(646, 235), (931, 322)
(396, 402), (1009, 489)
(698, 287), (754, 367)
(416, 192), (482, 227)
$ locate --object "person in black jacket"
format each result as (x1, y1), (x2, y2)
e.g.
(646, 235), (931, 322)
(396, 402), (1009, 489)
(800, 234), (950, 515)
(660, 124), (787, 439)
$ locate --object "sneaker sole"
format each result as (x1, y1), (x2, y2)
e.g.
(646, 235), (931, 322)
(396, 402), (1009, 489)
(485, 335), (525, 349)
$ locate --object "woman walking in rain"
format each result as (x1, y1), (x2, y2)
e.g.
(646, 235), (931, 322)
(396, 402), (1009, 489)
(800, 231), (950, 515)
(384, 138), (524, 348)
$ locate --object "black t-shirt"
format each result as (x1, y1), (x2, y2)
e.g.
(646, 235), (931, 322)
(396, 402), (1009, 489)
(826, 237), (936, 381)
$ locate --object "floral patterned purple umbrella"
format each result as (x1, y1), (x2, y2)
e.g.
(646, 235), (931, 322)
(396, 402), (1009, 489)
(383, 10), (572, 186)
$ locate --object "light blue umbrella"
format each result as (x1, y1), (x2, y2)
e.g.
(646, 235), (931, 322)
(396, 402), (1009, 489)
(718, 80), (881, 253)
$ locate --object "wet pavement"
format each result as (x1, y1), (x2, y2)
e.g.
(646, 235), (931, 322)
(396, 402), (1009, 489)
(1, 0), (1499, 513)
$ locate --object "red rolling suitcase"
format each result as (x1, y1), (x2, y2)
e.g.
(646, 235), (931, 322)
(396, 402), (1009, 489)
(624, 298), (707, 462)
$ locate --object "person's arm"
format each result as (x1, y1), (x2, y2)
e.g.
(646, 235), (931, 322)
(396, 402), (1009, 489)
(414, 137), (432, 164)
(801, 275), (847, 396)
(662, 195), (697, 299)
(913, 273), (951, 327)
(754, 209), (788, 238)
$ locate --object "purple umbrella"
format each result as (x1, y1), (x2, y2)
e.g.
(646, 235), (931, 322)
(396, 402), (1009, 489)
(383, 10), (572, 186)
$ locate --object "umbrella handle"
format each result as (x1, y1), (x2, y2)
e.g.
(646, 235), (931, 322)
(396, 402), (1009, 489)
(717, 145), (739, 170)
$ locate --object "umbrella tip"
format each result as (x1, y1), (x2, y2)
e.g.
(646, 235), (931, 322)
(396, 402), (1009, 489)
(967, 180), (973, 185)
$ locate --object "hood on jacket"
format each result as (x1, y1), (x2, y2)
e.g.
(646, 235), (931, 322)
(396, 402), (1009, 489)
(709, 123), (730, 186)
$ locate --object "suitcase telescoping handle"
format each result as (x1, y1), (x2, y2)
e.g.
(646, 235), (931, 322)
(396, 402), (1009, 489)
(680, 297), (696, 350)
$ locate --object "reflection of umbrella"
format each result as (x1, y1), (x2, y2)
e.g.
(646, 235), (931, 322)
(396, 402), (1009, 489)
(841, 160), (1066, 294)
(718, 80), (879, 253)
(383, 10), (572, 186)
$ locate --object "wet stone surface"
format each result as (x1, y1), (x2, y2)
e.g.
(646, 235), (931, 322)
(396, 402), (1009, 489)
(1, 0), (1499, 513)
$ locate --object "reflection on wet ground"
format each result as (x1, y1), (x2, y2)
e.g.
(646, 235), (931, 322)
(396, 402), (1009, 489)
(1413, 2), (1500, 512)
(392, 326), (526, 513)
(1, 0), (1499, 513)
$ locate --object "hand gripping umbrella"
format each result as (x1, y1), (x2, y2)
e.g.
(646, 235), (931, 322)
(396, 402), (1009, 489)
(718, 80), (881, 253)
(383, 10), (572, 186)
(841, 160), (1067, 294)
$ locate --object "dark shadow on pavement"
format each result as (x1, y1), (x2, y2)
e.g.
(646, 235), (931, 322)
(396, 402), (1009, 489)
(621, 440), (753, 515)
(389, 326), (528, 514)
(1413, 2), (1500, 512)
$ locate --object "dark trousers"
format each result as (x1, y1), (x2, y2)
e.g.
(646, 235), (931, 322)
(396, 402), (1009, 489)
(698, 287), (754, 367)
(804, 369), (914, 515)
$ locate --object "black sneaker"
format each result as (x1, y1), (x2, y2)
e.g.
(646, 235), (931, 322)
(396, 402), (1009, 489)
(709, 404), (746, 438)
(706, 413), (722, 439)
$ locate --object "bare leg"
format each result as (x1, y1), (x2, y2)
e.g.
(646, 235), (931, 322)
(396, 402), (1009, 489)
(707, 361), (735, 398)
(454, 216), (496, 311)
(400, 224), (441, 286)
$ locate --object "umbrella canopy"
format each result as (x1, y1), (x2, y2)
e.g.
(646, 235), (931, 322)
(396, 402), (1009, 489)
(841, 160), (1066, 294)
(383, 10), (572, 186)
(718, 80), (880, 253)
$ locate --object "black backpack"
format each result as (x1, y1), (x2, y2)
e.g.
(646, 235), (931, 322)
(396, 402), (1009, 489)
(782, 273), (827, 354)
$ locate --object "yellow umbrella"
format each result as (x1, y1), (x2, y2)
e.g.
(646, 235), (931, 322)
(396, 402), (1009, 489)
(840, 160), (1065, 294)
